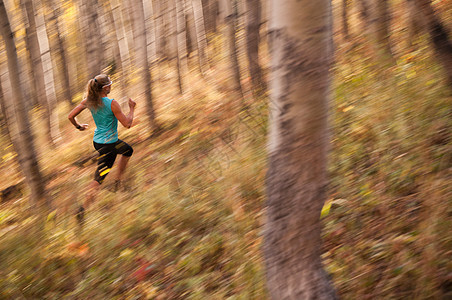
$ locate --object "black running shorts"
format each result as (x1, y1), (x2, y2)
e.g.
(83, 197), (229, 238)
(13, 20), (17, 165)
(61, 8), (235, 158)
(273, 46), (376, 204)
(93, 139), (133, 184)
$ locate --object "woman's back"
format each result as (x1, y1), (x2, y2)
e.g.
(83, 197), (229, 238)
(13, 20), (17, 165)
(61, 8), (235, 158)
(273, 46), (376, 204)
(90, 97), (118, 144)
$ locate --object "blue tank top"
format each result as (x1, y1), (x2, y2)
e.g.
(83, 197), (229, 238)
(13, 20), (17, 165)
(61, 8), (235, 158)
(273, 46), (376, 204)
(90, 97), (118, 144)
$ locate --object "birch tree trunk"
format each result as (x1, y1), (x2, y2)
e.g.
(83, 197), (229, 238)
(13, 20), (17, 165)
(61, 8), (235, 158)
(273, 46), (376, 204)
(80, 0), (103, 77)
(221, 0), (243, 97)
(35, 4), (61, 146)
(342, 0), (350, 40)
(109, 0), (131, 96)
(264, 0), (337, 298)
(175, 0), (189, 94)
(133, 0), (157, 131)
(245, 0), (264, 95)
(201, 0), (217, 35)
(22, 0), (61, 147)
(368, 0), (393, 59)
(192, 0), (209, 75)
(42, 0), (72, 104)
(413, 0), (452, 86)
(101, 0), (123, 74)
(0, 0), (46, 208)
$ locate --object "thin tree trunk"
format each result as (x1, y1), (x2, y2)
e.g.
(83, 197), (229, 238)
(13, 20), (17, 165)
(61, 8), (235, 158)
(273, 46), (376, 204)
(414, 0), (452, 85)
(101, 0), (123, 74)
(0, 0), (46, 208)
(264, 0), (337, 298)
(22, 0), (61, 147)
(201, 0), (217, 35)
(109, 0), (131, 96)
(342, 0), (350, 40)
(42, 0), (73, 104)
(35, 5), (61, 146)
(175, 0), (189, 94)
(221, 0), (243, 97)
(133, 0), (157, 131)
(184, 0), (198, 58)
(192, 0), (209, 75)
(375, 0), (393, 58)
(80, 0), (103, 77)
(406, 0), (422, 48)
(357, 0), (370, 29)
(245, 0), (265, 96)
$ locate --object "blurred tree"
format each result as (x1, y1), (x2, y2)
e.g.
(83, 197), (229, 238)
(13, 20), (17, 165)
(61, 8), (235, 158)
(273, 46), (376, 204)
(201, 0), (218, 35)
(264, 0), (337, 298)
(221, 0), (243, 98)
(192, 0), (209, 75)
(245, 0), (265, 96)
(79, 0), (104, 77)
(132, 0), (158, 132)
(175, 0), (189, 94)
(342, 0), (350, 40)
(22, 0), (61, 147)
(109, 0), (131, 96)
(414, 0), (452, 85)
(406, 0), (423, 49)
(0, 0), (47, 208)
(369, 0), (393, 59)
(42, 0), (73, 104)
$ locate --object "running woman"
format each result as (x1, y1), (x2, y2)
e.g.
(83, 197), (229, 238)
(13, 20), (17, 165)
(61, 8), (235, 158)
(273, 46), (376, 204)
(68, 74), (136, 224)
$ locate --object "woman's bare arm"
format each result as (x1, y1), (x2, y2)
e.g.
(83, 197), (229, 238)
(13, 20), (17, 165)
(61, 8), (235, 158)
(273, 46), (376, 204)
(111, 98), (136, 128)
(68, 99), (89, 130)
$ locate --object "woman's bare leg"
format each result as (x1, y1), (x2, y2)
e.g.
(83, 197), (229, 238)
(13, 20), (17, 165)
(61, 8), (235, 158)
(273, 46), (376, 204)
(85, 180), (100, 208)
(115, 155), (131, 182)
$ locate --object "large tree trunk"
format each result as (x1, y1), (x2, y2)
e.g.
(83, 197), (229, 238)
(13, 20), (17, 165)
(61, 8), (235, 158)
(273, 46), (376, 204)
(22, 0), (61, 147)
(264, 0), (337, 298)
(221, 0), (243, 97)
(245, 0), (265, 96)
(0, 0), (46, 208)
(192, 0), (209, 75)
(414, 0), (452, 85)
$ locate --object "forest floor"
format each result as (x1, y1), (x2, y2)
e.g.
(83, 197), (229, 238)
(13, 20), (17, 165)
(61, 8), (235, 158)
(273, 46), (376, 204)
(0, 38), (451, 299)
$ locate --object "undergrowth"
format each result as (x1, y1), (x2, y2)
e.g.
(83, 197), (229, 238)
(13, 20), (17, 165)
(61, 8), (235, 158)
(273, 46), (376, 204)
(0, 36), (451, 300)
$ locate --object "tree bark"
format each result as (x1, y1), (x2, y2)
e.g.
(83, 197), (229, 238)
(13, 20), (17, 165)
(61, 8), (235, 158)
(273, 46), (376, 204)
(245, 0), (265, 95)
(264, 0), (337, 298)
(414, 0), (452, 86)
(0, 0), (47, 208)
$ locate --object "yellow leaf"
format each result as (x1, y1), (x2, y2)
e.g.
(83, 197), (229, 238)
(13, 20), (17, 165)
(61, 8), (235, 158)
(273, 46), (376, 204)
(321, 200), (332, 218)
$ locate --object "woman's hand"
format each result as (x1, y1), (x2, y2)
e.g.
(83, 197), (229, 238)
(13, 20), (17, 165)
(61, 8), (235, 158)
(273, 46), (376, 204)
(78, 124), (89, 131)
(128, 98), (136, 109)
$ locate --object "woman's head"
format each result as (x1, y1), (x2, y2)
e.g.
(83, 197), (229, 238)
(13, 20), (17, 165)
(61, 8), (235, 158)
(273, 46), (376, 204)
(86, 74), (113, 109)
